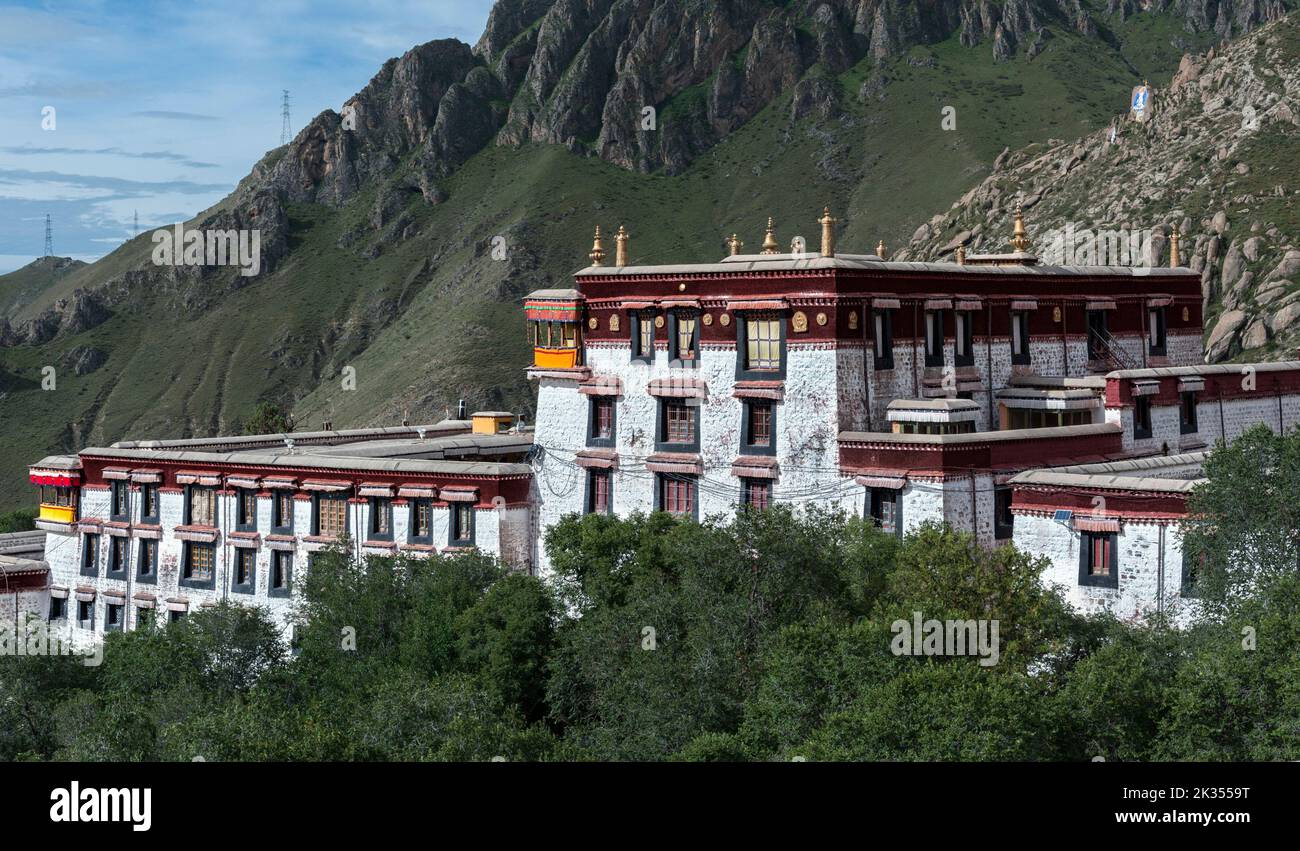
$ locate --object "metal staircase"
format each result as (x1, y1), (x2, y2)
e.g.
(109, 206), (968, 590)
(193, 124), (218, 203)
(1088, 327), (1139, 372)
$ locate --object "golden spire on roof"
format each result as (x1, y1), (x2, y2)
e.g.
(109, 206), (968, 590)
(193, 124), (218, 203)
(818, 207), (836, 257)
(1010, 203), (1031, 253)
(876, 239), (887, 260)
(956, 243), (966, 265)
(726, 233), (744, 256)
(588, 225), (606, 267)
(615, 225), (629, 267)
(1169, 225), (1181, 268)
(760, 217), (780, 255)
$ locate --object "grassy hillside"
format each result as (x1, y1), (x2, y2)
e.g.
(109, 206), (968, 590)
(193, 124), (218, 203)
(0, 10), (1230, 512)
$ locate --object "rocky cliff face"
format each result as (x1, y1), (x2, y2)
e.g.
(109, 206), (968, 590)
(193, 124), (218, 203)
(899, 11), (1300, 362)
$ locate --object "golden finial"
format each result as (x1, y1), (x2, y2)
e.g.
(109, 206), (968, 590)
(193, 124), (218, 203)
(615, 225), (629, 267)
(817, 207), (836, 258)
(726, 233), (744, 256)
(1169, 225), (1181, 268)
(876, 239), (887, 260)
(588, 225), (606, 267)
(1010, 203), (1031, 253)
(955, 243), (966, 265)
(760, 217), (780, 255)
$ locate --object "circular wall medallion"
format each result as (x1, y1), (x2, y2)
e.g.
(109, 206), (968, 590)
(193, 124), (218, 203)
(678, 283), (686, 292)
(654, 315), (665, 328)
(719, 313), (731, 327)
(588, 316), (598, 330)
(815, 312), (828, 326)
(609, 315), (620, 332)
(792, 311), (809, 333)
(702, 313), (713, 326)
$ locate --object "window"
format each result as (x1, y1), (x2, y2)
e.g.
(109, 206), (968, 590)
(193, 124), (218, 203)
(368, 498), (392, 540)
(108, 536), (129, 577)
(1133, 396), (1153, 439)
(994, 487), (1014, 540)
(1011, 311), (1031, 365)
(872, 310), (894, 369)
(743, 317), (782, 372)
(137, 539), (157, 583)
(233, 548), (255, 593)
(81, 533), (99, 576)
(742, 400), (775, 455)
(49, 597), (67, 621)
(669, 312), (698, 365)
(137, 608), (155, 630)
(77, 600), (94, 630)
(105, 602), (124, 632)
(924, 311), (945, 367)
(586, 469), (612, 515)
(111, 480), (129, 520)
(1148, 307), (1167, 356)
(314, 495), (347, 537)
(169, 609), (185, 624)
(631, 311), (655, 363)
(658, 475), (697, 518)
(659, 400), (698, 450)
(409, 500), (433, 543)
(1079, 531), (1119, 588)
(1005, 408), (1093, 430)
(588, 396), (615, 446)
(741, 478), (771, 510)
(39, 485), (78, 512)
(1180, 391), (1198, 435)
(450, 503), (475, 546)
(236, 488), (257, 530)
(270, 550), (293, 597)
(955, 311), (974, 367)
(140, 485), (158, 522)
(187, 486), (216, 526)
(868, 488), (902, 538)
(182, 541), (215, 587)
(272, 491), (294, 532)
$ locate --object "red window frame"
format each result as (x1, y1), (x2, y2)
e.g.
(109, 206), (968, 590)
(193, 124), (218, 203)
(665, 402), (695, 444)
(661, 476), (696, 516)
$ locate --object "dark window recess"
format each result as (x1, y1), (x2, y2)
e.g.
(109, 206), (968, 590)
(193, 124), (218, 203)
(105, 602), (124, 632)
(586, 469), (612, 515)
(236, 489), (257, 530)
(169, 609), (185, 624)
(409, 500), (433, 543)
(368, 498), (392, 540)
(141, 485), (159, 522)
(232, 548), (256, 593)
(924, 311), (945, 367)
(137, 539), (157, 583)
(872, 310), (894, 370)
(741, 478), (771, 510)
(1079, 531), (1119, 588)
(272, 491), (294, 532)
(181, 542), (216, 588)
(49, 597), (67, 621)
(81, 534), (99, 577)
(111, 480), (129, 520)
(1133, 396), (1153, 439)
(78, 600), (94, 630)
(450, 503), (475, 547)
(954, 311), (975, 367)
(867, 488), (903, 538)
(669, 312), (699, 366)
(1011, 311), (1031, 365)
(742, 400), (776, 455)
(270, 551), (293, 597)
(994, 487), (1014, 541)
(1148, 307), (1167, 356)
(630, 311), (656, 363)
(658, 399), (699, 451)
(107, 536), (129, 576)
(137, 608), (155, 630)
(588, 396), (616, 446)
(658, 475), (697, 519)
(1180, 391), (1198, 434)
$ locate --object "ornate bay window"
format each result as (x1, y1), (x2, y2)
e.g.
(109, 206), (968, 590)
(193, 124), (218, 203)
(525, 291), (585, 370)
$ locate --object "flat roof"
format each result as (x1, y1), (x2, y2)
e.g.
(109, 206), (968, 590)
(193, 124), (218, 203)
(840, 422), (1120, 446)
(77, 445), (532, 478)
(1106, 361), (1300, 380)
(1010, 451), (1209, 493)
(576, 253), (1198, 278)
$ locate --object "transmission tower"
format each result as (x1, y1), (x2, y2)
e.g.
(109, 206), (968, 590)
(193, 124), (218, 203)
(280, 90), (292, 145)
(43, 214), (53, 257)
(133, 210), (139, 237)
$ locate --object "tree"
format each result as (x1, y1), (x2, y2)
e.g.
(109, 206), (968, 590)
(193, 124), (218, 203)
(243, 400), (294, 435)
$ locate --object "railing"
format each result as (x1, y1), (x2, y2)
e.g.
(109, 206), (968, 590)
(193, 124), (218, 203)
(1088, 327), (1139, 371)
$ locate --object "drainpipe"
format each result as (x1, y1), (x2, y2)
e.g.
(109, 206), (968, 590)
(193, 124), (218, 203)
(969, 474), (978, 540)
(221, 475), (230, 604)
(1157, 524), (1166, 617)
(863, 299), (873, 431)
(986, 303), (995, 430)
(124, 477), (134, 629)
(1142, 298), (1149, 368)
(912, 301), (920, 398)
(1060, 300), (1069, 376)
(1218, 393), (1226, 441)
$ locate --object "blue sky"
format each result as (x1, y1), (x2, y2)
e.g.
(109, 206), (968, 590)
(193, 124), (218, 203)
(0, 0), (494, 273)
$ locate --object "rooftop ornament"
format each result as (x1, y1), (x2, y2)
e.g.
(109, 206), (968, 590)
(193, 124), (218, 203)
(589, 225), (606, 267)
(1011, 203), (1032, 253)
(1169, 225), (1181, 268)
(615, 225), (629, 267)
(726, 233), (744, 256)
(818, 207), (836, 257)
(876, 239), (888, 260)
(760, 217), (780, 255)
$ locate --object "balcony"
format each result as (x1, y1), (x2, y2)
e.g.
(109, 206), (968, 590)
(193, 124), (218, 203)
(38, 503), (77, 524)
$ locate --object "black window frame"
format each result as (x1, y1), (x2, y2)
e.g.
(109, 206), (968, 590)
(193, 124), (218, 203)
(872, 309), (894, 370)
(49, 596), (67, 622)
(1179, 391), (1198, 435)
(741, 399), (777, 456)
(954, 310), (975, 367)
(367, 497), (393, 541)
(630, 310), (656, 364)
(232, 547), (256, 594)
(449, 502), (476, 547)
(994, 486), (1014, 541)
(140, 484), (159, 524)
(185, 484), (217, 527)
(867, 488), (903, 539)
(105, 601), (124, 632)
(271, 490), (295, 534)
(1078, 530), (1119, 588)
(740, 477), (772, 510)
(110, 480), (129, 522)
(1133, 396), (1153, 439)
(668, 310), (700, 368)
(587, 395), (616, 447)
(180, 541), (217, 590)
(585, 469), (613, 515)
(408, 499), (434, 544)
(656, 398), (701, 453)
(924, 310), (946, 368)
(655, 473), (699, 520)
(77, 599), (94, 630)
(736, 313), (787, 380)
(136, 607), (155, 630)
(1148, 306), (1167, 356)
(136, 538), (158, 584)
(270, 550), (293, 598)
(107, 534), (129, 578)
(235, 488), (258, 532)
(80, 533), (99, 577)
(1010, 310), (1032, 365)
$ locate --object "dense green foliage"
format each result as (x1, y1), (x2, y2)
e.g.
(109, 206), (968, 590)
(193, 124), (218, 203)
(242, 401), (295, 436)
(4, 429), (1299, 760)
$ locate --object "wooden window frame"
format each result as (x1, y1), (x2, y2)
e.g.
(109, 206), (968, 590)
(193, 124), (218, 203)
(1078, 531), (1119, 588)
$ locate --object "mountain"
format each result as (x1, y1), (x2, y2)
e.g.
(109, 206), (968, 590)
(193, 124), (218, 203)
(0, 0), (1291, 513)
(0, 256), (86, 321)
(899, 9), (1300, 363)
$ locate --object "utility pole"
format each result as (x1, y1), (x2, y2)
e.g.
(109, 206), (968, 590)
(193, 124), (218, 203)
(43, 214), (53, 257)
(280, 90), (292, 145)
